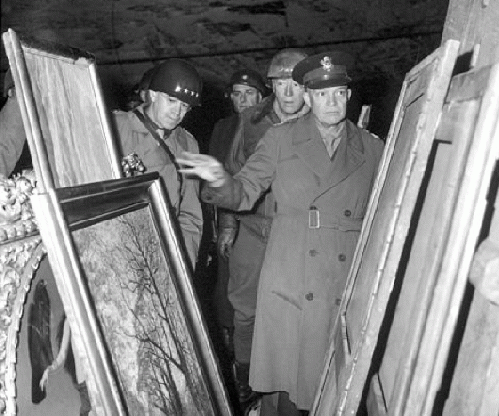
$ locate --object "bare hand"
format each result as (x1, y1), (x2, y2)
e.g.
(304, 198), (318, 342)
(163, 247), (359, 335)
(177, 152), (226, 185)
(39, 367), (50, 391)
(218, 228), (237, 259)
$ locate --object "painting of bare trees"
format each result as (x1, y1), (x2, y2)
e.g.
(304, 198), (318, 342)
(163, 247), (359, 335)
(72, 207), (214, 415)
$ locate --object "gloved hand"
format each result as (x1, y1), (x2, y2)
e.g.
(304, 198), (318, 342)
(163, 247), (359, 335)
(217, 227), (237, 260)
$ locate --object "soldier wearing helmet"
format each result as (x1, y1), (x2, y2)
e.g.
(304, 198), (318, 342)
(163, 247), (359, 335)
(112, 59), (203, 269)
(227, 69), (267, 115)
(208, 68), (267, 368)
(210, 49), (309, 411)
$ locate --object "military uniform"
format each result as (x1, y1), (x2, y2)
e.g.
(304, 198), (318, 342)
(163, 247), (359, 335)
(223, 95), (309, 366)
(208, 113), (240, 331)
(0, 94), (26, 177)
(113, 109), (203, 269)
(203, 114), (383, 409)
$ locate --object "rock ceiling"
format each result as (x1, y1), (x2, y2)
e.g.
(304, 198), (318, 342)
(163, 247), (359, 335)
(1, 0), (450, 138)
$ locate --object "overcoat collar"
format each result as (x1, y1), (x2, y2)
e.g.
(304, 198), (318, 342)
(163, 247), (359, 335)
(291, 114), (366, 194)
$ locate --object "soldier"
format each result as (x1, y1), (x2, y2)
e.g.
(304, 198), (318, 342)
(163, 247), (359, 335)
(0, 70), (29, 177)
(208, 69), (267, 362)
(214, 49), (310, 409)
(178, 50), (384, 415)
(112, 59), (203, 270)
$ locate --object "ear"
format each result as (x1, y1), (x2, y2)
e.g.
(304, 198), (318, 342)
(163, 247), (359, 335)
(271, 79), (277, 94)
(149, 90), (158, 102)
(303, 89), (312, 108)
(347, 88), (352, 101)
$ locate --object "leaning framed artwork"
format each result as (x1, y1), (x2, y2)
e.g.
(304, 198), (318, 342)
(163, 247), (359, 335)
(31, 173), (233, 415)
(2, 28), (122, 191)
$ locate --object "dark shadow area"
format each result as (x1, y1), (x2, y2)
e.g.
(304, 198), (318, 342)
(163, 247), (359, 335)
(182, 79), (231, 154)
(350, 76), (403, 141)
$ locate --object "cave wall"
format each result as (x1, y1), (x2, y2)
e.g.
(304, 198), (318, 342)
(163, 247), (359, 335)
(1, 0), (450, 145)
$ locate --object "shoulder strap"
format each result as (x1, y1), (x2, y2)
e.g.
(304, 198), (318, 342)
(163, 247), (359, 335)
(133, 109), (183, 207)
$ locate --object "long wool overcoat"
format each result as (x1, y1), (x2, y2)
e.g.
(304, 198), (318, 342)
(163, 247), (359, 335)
(203, 113), (384, 409)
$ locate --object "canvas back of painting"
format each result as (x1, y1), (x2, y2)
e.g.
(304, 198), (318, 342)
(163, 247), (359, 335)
(2, 28), (121, 191)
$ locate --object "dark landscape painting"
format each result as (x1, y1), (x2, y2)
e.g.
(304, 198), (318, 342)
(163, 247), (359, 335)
(73, 207), (215, 415)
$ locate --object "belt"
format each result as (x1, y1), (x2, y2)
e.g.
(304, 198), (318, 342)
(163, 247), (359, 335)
(275, 206), (362, 231)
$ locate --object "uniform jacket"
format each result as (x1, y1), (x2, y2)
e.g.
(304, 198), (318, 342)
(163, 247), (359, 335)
(203, 113), (384, 409)
(0, 96), (26, 177)
(208, 113), (240, 163)
(113, 109), (203, 269)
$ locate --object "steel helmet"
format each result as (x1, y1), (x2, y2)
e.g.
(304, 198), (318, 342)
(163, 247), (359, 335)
(267, 48), (308, 79)
(137, 66), (156, 92)
(148, 59), (203, 106)
(228, 69), (267, 95)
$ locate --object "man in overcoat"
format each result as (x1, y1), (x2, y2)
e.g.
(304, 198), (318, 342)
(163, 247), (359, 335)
(113, 59), (203, 270)
(219, 49), (309, 407)
(178, 51), (384, 415)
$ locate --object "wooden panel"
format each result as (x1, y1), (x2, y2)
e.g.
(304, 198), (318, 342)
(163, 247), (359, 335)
(442, 294), (499, 416)
(310, 39), (459, 416)
(442, 0), (499, 68)
(381, 63), (499, 415)
(2, 29), (121, 191)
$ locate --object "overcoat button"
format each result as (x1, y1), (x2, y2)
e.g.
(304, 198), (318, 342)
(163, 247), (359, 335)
(305, 292), (314, 301)
(344, 209), (352, 217)
(338, 253), (346, 262)
(309, 249), (318, 257)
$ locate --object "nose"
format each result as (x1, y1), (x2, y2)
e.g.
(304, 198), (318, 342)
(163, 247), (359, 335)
(284, 82), (294, 97)
(172, 101), (182, 116)
(240, 92), (247, 103)
(326, 92), (336, 106)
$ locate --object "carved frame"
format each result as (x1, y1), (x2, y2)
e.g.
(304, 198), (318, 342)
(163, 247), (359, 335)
(0, 172), (43, 415)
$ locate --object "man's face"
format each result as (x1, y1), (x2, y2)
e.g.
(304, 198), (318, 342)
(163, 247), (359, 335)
(272, 78), (305, 115)
(148, 90), (191, 130)
(304, 85), (351, 127)
(230, 84), (262, 113)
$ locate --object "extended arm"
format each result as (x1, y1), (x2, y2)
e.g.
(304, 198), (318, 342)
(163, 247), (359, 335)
(178, 126), (279, 211)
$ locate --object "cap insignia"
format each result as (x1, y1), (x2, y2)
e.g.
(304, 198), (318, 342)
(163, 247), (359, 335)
(320, 56), (332, 71)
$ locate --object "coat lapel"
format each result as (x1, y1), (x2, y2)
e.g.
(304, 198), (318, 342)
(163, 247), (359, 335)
(292, 113), (332, 179)
(315, 120), (366, 198)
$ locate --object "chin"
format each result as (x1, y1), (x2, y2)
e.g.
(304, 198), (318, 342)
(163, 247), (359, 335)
(283, 105), (300, 114)
(162, 119), (180, 130)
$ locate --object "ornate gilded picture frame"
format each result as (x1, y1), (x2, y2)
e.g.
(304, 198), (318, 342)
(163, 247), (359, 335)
(29, 173), (232, 415)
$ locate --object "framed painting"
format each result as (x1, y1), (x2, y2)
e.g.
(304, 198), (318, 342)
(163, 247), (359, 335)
(310, 39), (460, 415)
(379, 61), (499, 416)
(2, 28), (122, 192)
(0, 170), (87, 416)
(30, 173), (233, 415)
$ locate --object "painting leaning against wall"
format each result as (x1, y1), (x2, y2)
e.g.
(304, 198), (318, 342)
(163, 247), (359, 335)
(72, 206), (213, 415)
(31, 174), (232, 415)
